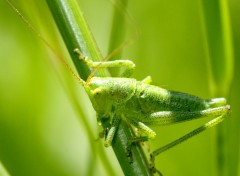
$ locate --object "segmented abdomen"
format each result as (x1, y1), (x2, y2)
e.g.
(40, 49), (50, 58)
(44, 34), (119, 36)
(124, 82), (208, 117)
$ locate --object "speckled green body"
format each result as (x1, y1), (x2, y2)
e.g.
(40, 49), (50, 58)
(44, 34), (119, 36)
(74, 53), (230, 148)
(87, 77), (209, 125)
(84, 75), (230, 148)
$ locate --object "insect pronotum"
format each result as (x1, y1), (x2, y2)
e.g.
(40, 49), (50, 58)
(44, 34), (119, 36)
(6, 0), (231, 175)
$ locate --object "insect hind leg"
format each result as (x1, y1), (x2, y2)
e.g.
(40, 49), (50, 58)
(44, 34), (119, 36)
(149, 105), (231, 172)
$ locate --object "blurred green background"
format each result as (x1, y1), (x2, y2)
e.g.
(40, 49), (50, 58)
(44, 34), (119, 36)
(0, 0), (239, 175)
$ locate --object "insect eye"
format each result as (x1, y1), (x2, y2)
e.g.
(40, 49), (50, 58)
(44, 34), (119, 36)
(93, 88), (103, 96)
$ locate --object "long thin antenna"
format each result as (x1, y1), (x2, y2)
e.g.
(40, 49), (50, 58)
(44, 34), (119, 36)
(109, 0), (140, 41)
(6, 0), (136, 88)
(86, 0), (139, 86)
(85, 0), (139, 85)
(5, 0), (85, 86)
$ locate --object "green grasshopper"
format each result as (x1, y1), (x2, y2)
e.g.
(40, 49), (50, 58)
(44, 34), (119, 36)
(73, 49), (231, 171)
(6, 0), (231, 174)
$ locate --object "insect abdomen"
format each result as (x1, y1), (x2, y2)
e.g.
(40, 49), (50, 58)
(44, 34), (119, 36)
(127, 82), (208, 115)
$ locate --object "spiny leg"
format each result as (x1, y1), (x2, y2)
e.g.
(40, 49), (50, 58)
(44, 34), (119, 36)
(74, 48), (135, 77)
(149, 105), (231, 172)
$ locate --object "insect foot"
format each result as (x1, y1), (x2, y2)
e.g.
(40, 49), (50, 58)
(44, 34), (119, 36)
(73, 48), (94, 67)
(73, 48), (85, 60)
(149, 154), (163, 176)
(126, 145), (134, 164)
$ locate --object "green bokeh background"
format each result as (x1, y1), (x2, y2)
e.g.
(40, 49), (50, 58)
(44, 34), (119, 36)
(0, 0), (239, 175)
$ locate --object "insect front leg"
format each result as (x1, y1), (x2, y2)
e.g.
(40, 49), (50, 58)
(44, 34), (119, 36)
(74, 48), (136, 77)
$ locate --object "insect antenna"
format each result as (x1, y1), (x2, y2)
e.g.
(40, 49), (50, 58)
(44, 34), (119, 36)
(108, 0), (140, 42)
(85, 0), (139, 86)
(5, 0), (85, 87)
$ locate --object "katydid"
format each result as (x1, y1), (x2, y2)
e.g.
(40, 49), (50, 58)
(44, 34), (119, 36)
(5, 0), (231, 174)
(73, 49), (231, 168)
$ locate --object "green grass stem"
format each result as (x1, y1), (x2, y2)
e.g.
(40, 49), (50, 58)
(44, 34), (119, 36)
(46, 0), (151, 175)
(200, 0), (235, 175)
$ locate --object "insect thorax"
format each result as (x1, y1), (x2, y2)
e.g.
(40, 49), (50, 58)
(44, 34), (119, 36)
(86, 77), (137, 116)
